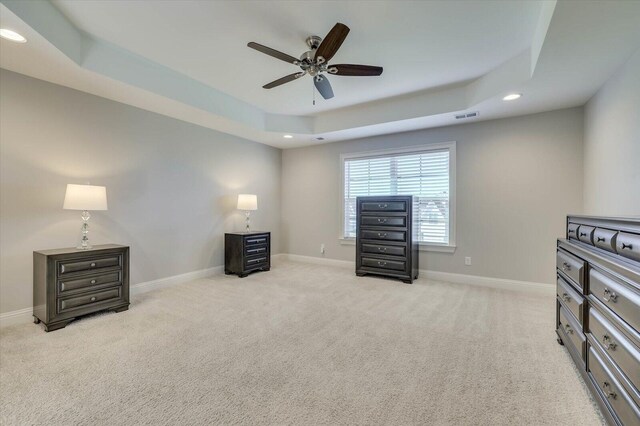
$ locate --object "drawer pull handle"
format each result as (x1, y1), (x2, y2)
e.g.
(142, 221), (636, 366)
(377, 218), (387, 223)
(602, 335), (617, 351)
(597, 237), (605, 242)
(621, 243), (633, 250)
(90, 279), (96, 284)
(378, 247), (387, 251)
(602, 382), (616, 399)
(90, 263), (96, 267)
(603, 288), (618, 303)
(90, 296), (97, 302)
(564, 323), (573, 334)
(378, 204), (388, 209)
(377, 261), (387, 266)
(568, 229), (575, 234)
(580, 232), (587, 237)
(378, 233), (387, 238)
(561, 293), (570, 302)
(561, 262), (571, 271)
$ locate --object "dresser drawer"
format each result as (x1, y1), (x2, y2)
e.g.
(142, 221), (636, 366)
(58, 271), (121, 294)
(557, 249), (584, 290)
(360, 215), (407, 227)
(361, 257), (406, 272)
(361, 230), (406, 242)
(557, 275), (583, 325)
(58, 254), (122, 276)
(594, 228), (618, 253)
(360, 201), (407, 212)
(578, 225), (595, 245)
(244, 256), (268, 269)
(361, 243), (406, 257)
(589, 345), (640, 426)
(244, 235), (269, 246)
(559, 304), (585, 360)
(589, 307), (640, 394)
(590, 268), (640, 333)
(244, 244), (268, 256)
(57, 286), (122, 314)
(567, 222), (580, 240)
(616, 232), (640, 263)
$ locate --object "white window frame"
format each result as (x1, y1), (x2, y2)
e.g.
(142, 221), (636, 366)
(339, 142), (456, 253)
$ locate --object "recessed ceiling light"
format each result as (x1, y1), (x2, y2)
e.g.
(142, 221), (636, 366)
(0, 29), (27, 43)
(503, 93), (522, 101)
(283, 134), (293, 139)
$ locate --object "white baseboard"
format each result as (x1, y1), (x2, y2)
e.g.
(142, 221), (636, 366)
(281, 253), (553, 295)
(278, 253), (353, 269)
(130, 265), (223, 295)
(419, 269), (553, 295)
(0, 307), (34, 328)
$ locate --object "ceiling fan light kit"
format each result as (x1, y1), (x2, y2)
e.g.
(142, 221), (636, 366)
(247, 23), (383, 101)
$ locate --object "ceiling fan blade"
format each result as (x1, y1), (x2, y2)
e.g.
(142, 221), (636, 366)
(263, 72), (305, 89)
(329, 64), (383, 76)
(315, 23), (350, 63)
(314, 75), (334, 99)
(247, 42), (299, 65)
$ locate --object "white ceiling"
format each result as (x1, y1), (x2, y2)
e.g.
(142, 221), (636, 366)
(1, 0), (640, 148)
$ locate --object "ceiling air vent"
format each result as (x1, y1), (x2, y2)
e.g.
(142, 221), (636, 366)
(455, 111), (479, 120)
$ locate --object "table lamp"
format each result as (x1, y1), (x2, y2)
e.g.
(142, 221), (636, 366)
(237, 194), (257, 232)
(63, 184), (108, 249)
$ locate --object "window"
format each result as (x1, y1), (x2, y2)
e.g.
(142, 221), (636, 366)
(341, 142), (456, 250)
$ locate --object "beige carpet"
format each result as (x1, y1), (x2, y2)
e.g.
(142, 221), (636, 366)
(0, 260), (603, 425)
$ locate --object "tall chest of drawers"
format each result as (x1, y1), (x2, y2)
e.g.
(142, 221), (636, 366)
(224, 232), (271, 277)
(556, 216), (640, 425)
(33, 244), (130, 332)
(355, 196), (419, 283)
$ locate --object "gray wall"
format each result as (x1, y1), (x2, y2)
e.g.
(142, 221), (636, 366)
(282, 108), (585, 285)
(584, 49), (640, 215)
(0, 70), (282, 314)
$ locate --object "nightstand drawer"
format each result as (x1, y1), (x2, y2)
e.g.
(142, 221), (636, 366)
(244, 245), (268, 256)
(57, 286), (122, 314)
(58, 271), (121, 294)
(58, 254), (122, 276)
(244, 256), (268, 269)
(360, 201), (407, 212)
(244, 235), (269, 246)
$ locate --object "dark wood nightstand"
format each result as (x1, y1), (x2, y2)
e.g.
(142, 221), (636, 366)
(224, 232), (270, 277)
(33, 244), (130, 331)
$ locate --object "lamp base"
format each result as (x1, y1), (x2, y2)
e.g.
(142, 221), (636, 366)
(77, 210), (93, 250)
(76, 244), (93, 250)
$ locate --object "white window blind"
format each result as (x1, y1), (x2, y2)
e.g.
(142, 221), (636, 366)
(343, 148), (451, 244)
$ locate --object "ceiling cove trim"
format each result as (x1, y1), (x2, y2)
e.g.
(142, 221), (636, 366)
(1, 0), (556, 142)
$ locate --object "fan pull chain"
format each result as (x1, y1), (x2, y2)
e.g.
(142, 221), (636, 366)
(312, 81), (316, 106)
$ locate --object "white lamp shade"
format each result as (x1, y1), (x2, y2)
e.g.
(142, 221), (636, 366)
(63, 184), (108, 211)
(237, 194), (257, 211)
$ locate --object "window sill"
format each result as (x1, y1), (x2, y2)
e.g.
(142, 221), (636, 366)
(338, 238), (456, 253)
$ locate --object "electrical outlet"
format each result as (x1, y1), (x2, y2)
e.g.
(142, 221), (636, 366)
(465, 257), (472, 266)
(320, 244), (325, 254)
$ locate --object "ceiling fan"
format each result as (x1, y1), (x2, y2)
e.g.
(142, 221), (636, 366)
(247, 23), (383, 100)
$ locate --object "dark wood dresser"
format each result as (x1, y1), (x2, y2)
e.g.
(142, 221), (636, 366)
(225, 232), (270, 277)
(355, 196), (419, 283)
(556, 215), (640, 425)
(33, 244), (130, 332)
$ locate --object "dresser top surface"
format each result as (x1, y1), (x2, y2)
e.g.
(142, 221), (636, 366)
(34, 244), (128, 256)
